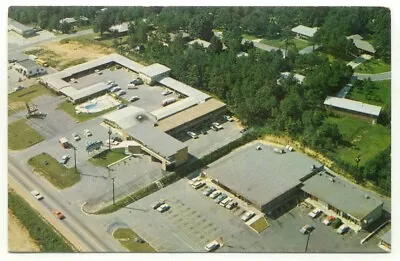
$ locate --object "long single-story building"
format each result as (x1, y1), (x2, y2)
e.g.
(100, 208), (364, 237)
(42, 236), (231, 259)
(66, 82), (110, 104)
(324, 96), (382, 124)
(14, 59), (45, 77)
(291, 25), (318, 38)
(8, 18), (35, 37)
(203, 143), (323, 216)
(347, 35), (376, 54)
(301, 172), (383, 229)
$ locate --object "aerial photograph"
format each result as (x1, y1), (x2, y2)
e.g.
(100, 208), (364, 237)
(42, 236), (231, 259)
(7, 5), (391, 254)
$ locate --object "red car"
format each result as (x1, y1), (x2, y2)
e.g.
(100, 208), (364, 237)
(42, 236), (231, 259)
(52, 210), (65, 220)
(322, 216), (336, 226)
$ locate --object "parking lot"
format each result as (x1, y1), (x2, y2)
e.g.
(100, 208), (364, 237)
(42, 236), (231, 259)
(110, 178), (385, 252)
(69, 68), (179, 112)
(8, 30), (56, 47)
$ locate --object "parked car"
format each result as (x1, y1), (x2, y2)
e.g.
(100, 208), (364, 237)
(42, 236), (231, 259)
(128, 83), (138, 89)
(52, 210), (65, 220)
(308, 208), (322, 218)
(322, 216), (336, 226)
(59, 155), (70, 164)
(151, 200), (165, 210)
(129, 96), (140, 102)
(192, 181), (205, 189)
(14, 85), (24, 91)
(223, 115), (234, 122)
(225, 201), (238, 210)
(187, 131), (198, 139)
(107, 80), (114, 85)
(162, 89), (172, 96)
(95, 69), (102, 75)
(241, 211), (255, 222)
(212, 122), (223, 130)
(110, 86), (121, 92)
(219, 197), (232, 207)
(336, 224), (350, 234)
(117, 104), (127, 110)
(209, 190), (221, 199)
(299, 224), (314, 234)
(84, 129), (92, 137)
(157, 204), (170, 213)
(240, 127), (249, 134)
(204, 240), (220, 252)
(72, 133), (81, 141)
(214, 193), (227, 204)
(203, 187), (216, 196)
(201, 129), (208, 135)
(30, 190), (44, 200)
(116, 90), (126, 96)
(130, 78), (143, 85)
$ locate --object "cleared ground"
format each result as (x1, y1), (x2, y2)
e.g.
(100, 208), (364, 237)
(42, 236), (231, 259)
(325, 116), (391, 167)
(8, 119), (44, 150)
(8, 210), (40, 252)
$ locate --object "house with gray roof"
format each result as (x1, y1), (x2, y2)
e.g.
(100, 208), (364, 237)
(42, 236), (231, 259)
(109, 22), (131, 34)
(324, 96), (382, 124)
(291, 25), (318, 38)
(302, 172), (383, 228)
(14, 59), (45, 77)
(203, 142), (323, 216)
(347, 35), (376, 54)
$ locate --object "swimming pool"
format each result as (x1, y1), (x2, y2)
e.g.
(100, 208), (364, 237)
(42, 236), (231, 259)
(75, 95), (121, 114)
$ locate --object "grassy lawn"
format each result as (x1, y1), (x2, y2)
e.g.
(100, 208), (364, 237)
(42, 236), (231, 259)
(57, 100), (117, 122)
(354, 58), (391, 74)
(325, 116), (390, 167)
(8, 84), (55, 114)
(260, 37), (310, 50)
(89, 148), (127, 167)
(113, 228), (156, 252)
(291, 38), (311, 50)
(27, 153), (80, 189)
(347, 80), (391, 107)
(249, 217), (269, 233)
(242, 34), (258, 40)
(8, 119), (44, 150)
(8, 190), (74, 252)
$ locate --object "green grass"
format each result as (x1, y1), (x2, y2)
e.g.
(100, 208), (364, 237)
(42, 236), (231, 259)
(27, 153), (80, 189)
(325, 116), (391, 167)
(8, 84), (55, 114)
(260, 37), (310, 50)
(347, 80), (391, 107)
(60, 32), (127, 49)
(57, 100), (117, 122)
(291, 38), (311, 50)
(249, 217), (269, 233)
(242, 34), (258, 40)
(113, 228), (156, 252)
(354, 59), (391, 74)
(8, 119), (44, 150)
(8, 190), (74, 252)
(89, 149), (127, 167)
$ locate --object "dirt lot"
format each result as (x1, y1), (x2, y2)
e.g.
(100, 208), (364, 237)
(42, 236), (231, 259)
(28, 41), (113, 71)
(8, 210), (40, 252)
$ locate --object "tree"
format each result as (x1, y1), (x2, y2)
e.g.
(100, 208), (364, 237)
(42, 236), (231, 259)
(188, 14), (214, 41)
(208, 35), (223, 53)
(59, 22), (72, 34)
(93, 11), (113, 35)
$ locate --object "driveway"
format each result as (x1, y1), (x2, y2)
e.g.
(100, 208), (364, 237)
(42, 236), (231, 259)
(353, 72), (391, 81)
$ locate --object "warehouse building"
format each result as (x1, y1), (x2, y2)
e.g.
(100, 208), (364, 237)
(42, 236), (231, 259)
(138, 63), (171, 85)
(291, 25), (318, 38)
(8, 18), (35, 37)
(14, 59), (45, 77)
(203, 143), (323, 216)
(302, 171), (383, 229)
(324, 96), (381, 124)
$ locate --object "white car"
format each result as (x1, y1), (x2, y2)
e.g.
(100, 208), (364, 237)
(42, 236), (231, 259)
(336, 224), (350, 234)
(225, 201), (238, 210)
(72, 133), (81, 141)
(192, 181), (205, 189)
(30, 190), (44, 200)
(308, 208), (322, 218)
(211, 122), (223, 131)
(128, 83), (138, 89)
(219, 197), (232, 207)
(14, 85), (24, 91)
(110, 86), (121, 92)
(187, 131), (198, 139)
(241, 211), (255, 222)
(129, 96), (140, 102)
(116, 90), (126, 96)
(95, 69), (102, 75)
(204, 240), (220, 252)
(157, 204), (170, 213)
(209, 190), (221, 199)
(84, 129), (92, 137)
(162, 89), (172, 96)
(223, 115), (234, 122)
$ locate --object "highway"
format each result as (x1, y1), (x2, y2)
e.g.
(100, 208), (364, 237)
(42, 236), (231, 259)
(8, 155), (125, 252)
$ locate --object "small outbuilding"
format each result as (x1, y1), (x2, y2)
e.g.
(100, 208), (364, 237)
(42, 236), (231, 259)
(14, 59), (45, 77)
(8, 18), (35, 37)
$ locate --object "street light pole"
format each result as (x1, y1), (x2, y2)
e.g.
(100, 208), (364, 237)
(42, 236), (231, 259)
(108, 127), (112, 151)
(73, 145), (77, 174)
(305, 231), (312, 253)
(111, 177), (115, 204)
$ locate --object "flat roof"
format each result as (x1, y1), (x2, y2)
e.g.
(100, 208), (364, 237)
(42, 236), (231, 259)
(125, 123), (187, 159)
(324, 96), (381, 117)
(302, 172), (383, 220)
(291, 25), (318, 38)
(157, 98), (226, 132)
(158, 77), (210, 100)
(59, 86), (78, 97)
(8, 18), (33, 32)
(151, 97), (200, 120)
(69, 82), (110, 102)
(109, 22), (130, 33)
(18, 59), (40, 70)
(188, 38), (211, 48)
(203, 143), (323, 208)
(380, 230), (391, 245)
(103, 105), (157, 129)
(59, 17), (76, 24)
(139, 63), (171, 78)
(8, 52), (29, 62)
(351, 39), (376, 53)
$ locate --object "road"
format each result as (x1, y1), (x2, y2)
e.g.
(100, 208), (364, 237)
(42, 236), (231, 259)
(353, 72), (391, 81)
(8, 156), (126, 252)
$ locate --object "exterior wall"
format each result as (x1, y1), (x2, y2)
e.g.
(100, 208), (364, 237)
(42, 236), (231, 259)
(261, 185), (302, 216)
(71, 89), (109, 104)
(139, 73), (152, 85)
(15, 63), (45, 77)
(175, 147), (189, 166)
(325, 105), (378, 124)
(139, 71), (170, 85)
(361, 203), (383, 228)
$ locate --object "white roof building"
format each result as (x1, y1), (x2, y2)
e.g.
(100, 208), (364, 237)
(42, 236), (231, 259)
(324, 96), (381, 118)
(109, 22), (131, 33)
(291, 25), (319, 38)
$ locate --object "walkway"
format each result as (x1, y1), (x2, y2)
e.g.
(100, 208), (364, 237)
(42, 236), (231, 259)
(347, 54), (372, 69)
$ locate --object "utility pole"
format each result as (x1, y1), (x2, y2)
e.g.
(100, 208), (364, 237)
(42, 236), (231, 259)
(111, 177), (115, 204)
(108, 127), (112, 151)
(73, 145), (77, 174)
(355, 155), (361, 182)
(305, 231), (312, 253)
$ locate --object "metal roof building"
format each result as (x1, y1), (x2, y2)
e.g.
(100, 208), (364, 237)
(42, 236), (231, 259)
(203, 143), (323, 212)
(324, 96), (381, 117)
(8, 18), (35, 37)
(103, 105), (157, 130)
(158, 77), (210, 100)
(302, 172), (383, 223)
(291, 25), (318, 38)
(347, 35), (376, 54)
